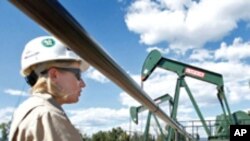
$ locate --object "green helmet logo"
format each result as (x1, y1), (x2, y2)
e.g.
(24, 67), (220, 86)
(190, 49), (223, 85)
(41, 38), (55, 47)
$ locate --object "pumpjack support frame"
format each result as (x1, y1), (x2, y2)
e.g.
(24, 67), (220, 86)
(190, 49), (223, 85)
(138, 50), (235, 140)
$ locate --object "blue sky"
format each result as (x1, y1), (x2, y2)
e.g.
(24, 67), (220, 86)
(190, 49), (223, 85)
(1, 0), (250, 137)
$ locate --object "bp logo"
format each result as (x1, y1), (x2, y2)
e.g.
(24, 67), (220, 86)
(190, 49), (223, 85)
(41, 38), (55, 47)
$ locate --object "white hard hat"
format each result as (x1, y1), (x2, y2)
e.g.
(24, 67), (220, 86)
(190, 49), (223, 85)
(21, 36), (89, 76)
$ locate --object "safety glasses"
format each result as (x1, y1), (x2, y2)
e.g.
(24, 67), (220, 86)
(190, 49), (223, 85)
(41, 67), (81, 80)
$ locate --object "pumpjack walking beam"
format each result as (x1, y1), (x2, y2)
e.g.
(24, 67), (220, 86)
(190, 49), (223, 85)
(9, 0), (195, 140)
(141, 50), (235, 137)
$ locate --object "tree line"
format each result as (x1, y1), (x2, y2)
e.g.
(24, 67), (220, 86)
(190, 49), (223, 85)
(80, 127), (162, 141)
(0, 121), (164, 141)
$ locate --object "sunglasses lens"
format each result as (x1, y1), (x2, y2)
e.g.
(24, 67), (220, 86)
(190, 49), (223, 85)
(70, 69), (81, 80)
(75, 71), (81, 80)
(56, 67), (81, 80)
(40, 67), (82, 80)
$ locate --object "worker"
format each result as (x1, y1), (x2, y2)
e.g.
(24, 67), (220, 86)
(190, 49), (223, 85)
(9, 36), (89, 141)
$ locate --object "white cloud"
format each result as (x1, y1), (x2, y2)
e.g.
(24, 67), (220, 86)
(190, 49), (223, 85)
(66, 105), (201, 137)
(85, 67), (109, 83)
(215, 37), (250, 62)
(0, 107), (14, 123)
(67, 107), (130, 135)
(120, 92), (140, 107)
(146, 46), (170, 55)
(185, 59), (250, 105)
(189, 49), (213, 61)
(119, 69), (178, 107)
(4, 89), (29, 96)
(159, 0), (193, 11)
(119, 68), (218, 116)
(125, 0), (250, 53)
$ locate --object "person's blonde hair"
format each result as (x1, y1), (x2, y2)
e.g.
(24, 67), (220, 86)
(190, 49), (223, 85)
(31, 60), (80, 99)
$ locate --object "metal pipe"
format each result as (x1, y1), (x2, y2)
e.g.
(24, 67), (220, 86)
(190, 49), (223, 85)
(9, 0), (193, 139)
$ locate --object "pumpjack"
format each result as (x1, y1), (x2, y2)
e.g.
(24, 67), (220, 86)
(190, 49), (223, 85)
(130, 50), (250, 141)
(9, 1), (250, 140)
